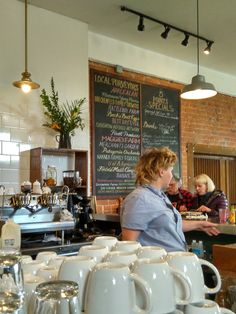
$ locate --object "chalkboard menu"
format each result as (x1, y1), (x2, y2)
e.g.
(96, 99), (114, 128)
(91, 70), (180, 197)
(141, 84), (180, 176)
(92, 71), (141, 196)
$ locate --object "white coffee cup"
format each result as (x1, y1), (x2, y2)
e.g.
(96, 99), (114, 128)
(48, 255), (65, 268)
(93, 236), (118, 250)
(58, 255), (96, 312)
(22, 260), (46, 277)
(137, 246), (167, 259)
(112, 240), (141, 252)
(103, 250), (137, 267)
(5, 187), (15, 195)
(36, 266), (58, 281)
(84, 262), (152, 314)
(23, 274), (45, 314)
(21, 255), (33, 264)
(132, 258), (191, 314)
(185, 299), (234, 314)
(167, 251), (221, 303)
(78, 245), (109, 263)
(36, 251), (57, 265)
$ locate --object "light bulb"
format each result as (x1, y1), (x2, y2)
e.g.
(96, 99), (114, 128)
(203, 49), (210, 55)
(181, 89), (217, 100)
(21, 83), (31, 93)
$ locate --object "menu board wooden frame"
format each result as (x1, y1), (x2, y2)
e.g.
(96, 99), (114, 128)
(90, 67), (181, 198)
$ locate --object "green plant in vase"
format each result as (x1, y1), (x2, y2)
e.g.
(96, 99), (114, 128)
(40, 77), (85, 149)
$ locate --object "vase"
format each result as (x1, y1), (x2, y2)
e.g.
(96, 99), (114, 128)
(56, 133), (71, 149)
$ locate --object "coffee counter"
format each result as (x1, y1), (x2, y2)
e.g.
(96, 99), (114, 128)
(94, 214), (236, 257)
(93, 213), (121, 236)
(184, 224), (236, 259)
(21, 240), (93, 257)
(217, 223), (236, 235)
(20, 221), (75, 233)
(94, 213), (236, 234)
(93, 213), (120, 222)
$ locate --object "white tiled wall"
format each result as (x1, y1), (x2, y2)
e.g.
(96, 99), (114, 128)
(0, 0), (90, 194)
(0, 108), (89, 194)
(0, 112), (49, 193)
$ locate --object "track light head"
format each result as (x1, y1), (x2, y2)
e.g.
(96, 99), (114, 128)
(161, 25), (170, 39)
(137, 16), (145, 31)
(204, 41), (213, 55)
(121, 6), (214, 54)
(181, 33), (189, 46)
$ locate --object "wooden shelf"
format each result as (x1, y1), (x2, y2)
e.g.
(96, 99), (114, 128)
(29, 147), (88, 196)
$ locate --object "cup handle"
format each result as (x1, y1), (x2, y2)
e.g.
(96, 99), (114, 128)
(170, 267), (192, 305)
(220, 307), (235, 314)
(199, 258), (222, 294)
(55, 134), (60, 143)
(129, 273), (152, 314)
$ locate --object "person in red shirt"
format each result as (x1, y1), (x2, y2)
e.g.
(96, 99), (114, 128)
(165, 174), (193, 211)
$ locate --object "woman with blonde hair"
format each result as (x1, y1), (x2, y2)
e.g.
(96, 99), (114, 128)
(120, 147), (220, 252)
(192, 173), (228, 218)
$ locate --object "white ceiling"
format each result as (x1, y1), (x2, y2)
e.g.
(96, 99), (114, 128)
(26, 0), (236, 76)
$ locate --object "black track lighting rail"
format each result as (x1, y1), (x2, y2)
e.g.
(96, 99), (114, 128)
(121, 6), (214, 50)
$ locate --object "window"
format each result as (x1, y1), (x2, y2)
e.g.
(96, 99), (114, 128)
(187, 143), (236, 206)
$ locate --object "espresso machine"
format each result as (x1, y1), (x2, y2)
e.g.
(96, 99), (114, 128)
(76, 196), (94, 231)
(67, 195), (94, 233)
(62, 170), (94, 232)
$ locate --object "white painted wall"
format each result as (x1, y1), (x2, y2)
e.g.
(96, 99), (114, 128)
(88, 32), (236, 97)
(0, 0), (89, 192)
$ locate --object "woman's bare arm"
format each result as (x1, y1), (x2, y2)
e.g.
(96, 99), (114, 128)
(182, 220), (220, 236)
(122, 228), (141, 241)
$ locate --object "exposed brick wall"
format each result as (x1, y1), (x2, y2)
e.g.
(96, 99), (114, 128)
(95, 198), (120, 214)
(90, 61), (236, 213)
(181, 94), (236, 187)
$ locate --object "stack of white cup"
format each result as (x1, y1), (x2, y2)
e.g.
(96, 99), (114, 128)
(22, 251), (62, 313)
(21, 239), (234, 314)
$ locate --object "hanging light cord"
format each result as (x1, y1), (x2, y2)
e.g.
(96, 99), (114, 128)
(197, 0), (200, 75)
(24, 0), (28, 73)
(12, 0), (40, 91)
(180, 0), (217, 99)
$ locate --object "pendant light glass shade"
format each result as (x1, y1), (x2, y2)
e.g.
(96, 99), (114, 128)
(180, 0), (217, 100)
(13, 0), (39, 93)
(180, 74), (217, 99)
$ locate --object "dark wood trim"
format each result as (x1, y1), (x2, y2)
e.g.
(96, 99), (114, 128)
(89, 61), (182, 198)
(189, 143), (236, 157)
(220, 159), (226, 193)
(186, 143), (194, 191)
(187, 143), (236, 205)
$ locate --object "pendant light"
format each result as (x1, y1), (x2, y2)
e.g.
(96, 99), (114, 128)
(180, 0), (217, 100)
(13, 0), (40, 93)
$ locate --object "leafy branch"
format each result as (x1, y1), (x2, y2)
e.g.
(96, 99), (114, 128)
(40, 77), (85, 136)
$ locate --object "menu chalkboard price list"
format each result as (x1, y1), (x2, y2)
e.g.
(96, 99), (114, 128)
(141, 84), (180, 176)
(93, 72), (141, 196)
